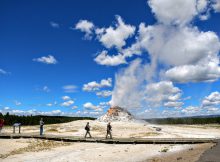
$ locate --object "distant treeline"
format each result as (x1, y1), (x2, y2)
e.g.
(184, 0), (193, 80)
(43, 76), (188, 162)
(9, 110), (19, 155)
(0, 112), (96, 126)
(145, 116), (220, 124)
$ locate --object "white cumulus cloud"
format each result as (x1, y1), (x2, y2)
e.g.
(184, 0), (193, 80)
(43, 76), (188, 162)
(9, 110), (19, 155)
(75, 20), (94, 40)
(96, 16), (135, 49)
(33, 55), (58, 64)
(202, 91), (220, 107)
(181, 106), (200, 114)
(163, 101), (183, 108)
(83, 78), (112, 92)
(96, 90), (112, 97)
(145, 81), (183, 108)
(83, 102), (103, 111)
(94, 50), (127, 66)
(148, 0), (197, 25)
(212, 0), (220, 12)
(165, 62), (220, 83)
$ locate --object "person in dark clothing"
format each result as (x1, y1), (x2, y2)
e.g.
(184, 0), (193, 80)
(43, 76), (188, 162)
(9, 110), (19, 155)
(0, 119), (4, 133)
(84, 122), (92, 138)
(106, 122), (112, 139)
(39, 118), (44, 135)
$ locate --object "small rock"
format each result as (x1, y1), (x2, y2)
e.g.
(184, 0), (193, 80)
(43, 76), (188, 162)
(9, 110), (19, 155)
(156, 128), (162, 131)
(177, 157), (182, 160)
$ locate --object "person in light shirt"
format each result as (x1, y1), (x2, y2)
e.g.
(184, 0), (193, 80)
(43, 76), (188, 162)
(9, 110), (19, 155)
(39, 118), (44, 135)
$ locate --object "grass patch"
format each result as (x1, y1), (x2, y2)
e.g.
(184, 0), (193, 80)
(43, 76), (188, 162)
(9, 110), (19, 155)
(160, 147), (169, 152)
(130, 132), (160, 138)
(47, 128), (58, 132)
(92, 125), (105, 132)
(0, 139), (70, 159)
(64, 129), (78, 133)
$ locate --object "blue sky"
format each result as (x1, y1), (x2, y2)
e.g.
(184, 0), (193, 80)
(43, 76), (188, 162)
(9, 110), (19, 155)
(0, 0), (220, 118)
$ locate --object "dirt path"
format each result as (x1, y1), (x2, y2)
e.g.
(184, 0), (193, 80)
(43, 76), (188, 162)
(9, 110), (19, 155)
(197, 139), (220, 162)
(146, 143), (214, 162)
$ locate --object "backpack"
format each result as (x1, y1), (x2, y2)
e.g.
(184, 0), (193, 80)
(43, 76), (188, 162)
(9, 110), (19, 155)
(85, 125), (89, 131)
(107, 125), (112, 131)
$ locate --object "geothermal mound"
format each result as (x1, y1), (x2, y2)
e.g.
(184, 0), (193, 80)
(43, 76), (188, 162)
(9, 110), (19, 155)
(98, 106), (135, 122)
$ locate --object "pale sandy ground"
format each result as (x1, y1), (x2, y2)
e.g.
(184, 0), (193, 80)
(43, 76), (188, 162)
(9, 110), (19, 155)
(0, 120), (219, 162)
(2, 120), (220, 138)
(0, 139), (214, 162)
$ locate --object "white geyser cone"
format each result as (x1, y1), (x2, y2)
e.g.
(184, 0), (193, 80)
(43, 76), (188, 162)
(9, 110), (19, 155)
(98, 106), (135, 122)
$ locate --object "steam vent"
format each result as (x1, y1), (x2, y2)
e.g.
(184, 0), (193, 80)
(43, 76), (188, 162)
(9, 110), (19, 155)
(98, 106), (135, 122)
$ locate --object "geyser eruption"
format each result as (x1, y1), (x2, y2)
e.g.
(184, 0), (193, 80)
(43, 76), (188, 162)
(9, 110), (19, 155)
(109, 59), (184, 118)
(110, 59), (153, 110)
(100, 60), (150, 121)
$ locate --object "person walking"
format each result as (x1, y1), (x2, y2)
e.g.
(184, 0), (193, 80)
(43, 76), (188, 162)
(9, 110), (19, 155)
(106, 122), (112, 139)
(0, 119), (4, 133)
(84, 122), (92, 138)
(39, 118), (44, 135)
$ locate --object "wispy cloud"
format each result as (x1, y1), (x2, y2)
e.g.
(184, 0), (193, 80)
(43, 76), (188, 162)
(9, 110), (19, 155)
(0, 68), (10, 75)
(46, 103), (53, 107)
(14, 101), (22, 106)
(50, 21), (60, 28)
(36, 86), (50, 93)
(61, 100), (74, 107)
(46, 101), (57, 107)
(62, 96), (71, 100)
(33, 55), (58, 64)
(62, 85), (77, 93)
(43, 86), (50, 92)
(0, 108), (63, 116)
(3, 107), (10, 110)
(72, 105), (78, 109)
(0, 107), (103, 117)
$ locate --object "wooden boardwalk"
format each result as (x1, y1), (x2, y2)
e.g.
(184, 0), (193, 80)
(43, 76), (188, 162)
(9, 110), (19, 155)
(0, 133), (218, 144)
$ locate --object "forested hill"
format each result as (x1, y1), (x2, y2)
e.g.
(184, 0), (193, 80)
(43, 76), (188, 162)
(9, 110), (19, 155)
(0, 112), (96, 126)
(145, 116), (220, 124)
